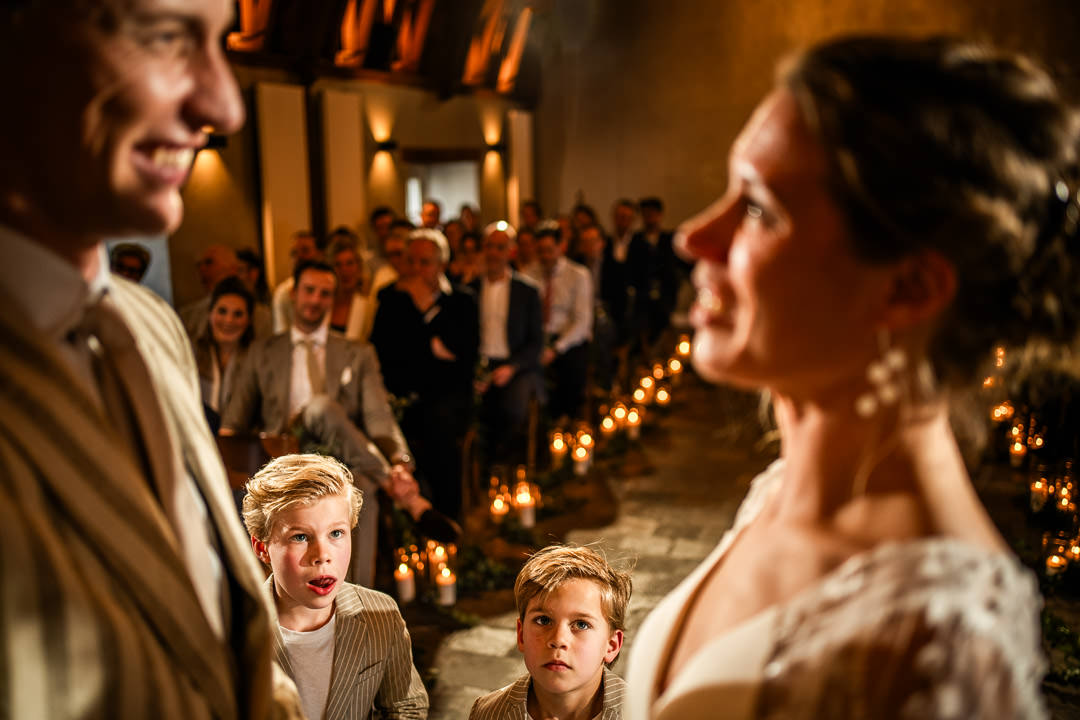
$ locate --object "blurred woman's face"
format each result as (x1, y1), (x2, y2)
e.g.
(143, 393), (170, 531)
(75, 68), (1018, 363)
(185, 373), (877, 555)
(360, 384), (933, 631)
(210, 294), (250, 346)
(680, 88), (891, 398)
(333, 249), (362, 291)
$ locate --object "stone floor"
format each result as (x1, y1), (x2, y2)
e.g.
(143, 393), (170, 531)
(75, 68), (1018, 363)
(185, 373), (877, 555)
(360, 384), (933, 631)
(424, 378), (773, 718)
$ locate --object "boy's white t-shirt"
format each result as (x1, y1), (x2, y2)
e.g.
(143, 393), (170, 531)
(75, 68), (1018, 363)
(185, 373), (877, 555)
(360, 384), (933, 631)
(279, 614), (337, 720)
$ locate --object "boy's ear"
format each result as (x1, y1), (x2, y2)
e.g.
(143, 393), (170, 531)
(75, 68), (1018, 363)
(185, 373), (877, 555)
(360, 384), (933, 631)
(604, 629), (624, 665)
(880, 249), (956, 330)
(516, 618), (525, 653)
(251, 536), (269, 564)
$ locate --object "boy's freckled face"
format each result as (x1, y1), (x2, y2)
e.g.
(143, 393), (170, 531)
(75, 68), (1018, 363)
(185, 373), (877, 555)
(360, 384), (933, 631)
(517, 578), (623, 700)
(262, 495), (353, 629)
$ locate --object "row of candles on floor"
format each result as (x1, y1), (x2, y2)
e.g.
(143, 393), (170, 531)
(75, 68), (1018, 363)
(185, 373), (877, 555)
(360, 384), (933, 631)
(393, 540), (457, 605)
(1028, 462), (1076, 518)
(989, 401), (1048, 468)
(1044, 530), (1080, 577)
(490, 465), (543, 527)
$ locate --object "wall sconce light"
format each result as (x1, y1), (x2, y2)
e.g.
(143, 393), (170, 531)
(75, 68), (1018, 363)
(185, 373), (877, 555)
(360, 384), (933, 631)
(486, 141), (506, 154)
(206, 134), (228, 150)
(376, 139), (399, 153)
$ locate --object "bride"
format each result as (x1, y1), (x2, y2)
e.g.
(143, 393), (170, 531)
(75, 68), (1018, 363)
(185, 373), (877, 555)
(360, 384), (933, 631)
(627, 36), (1078, 719)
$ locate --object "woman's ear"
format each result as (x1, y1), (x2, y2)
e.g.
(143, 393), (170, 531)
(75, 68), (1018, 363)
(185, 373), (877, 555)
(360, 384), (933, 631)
(881, 249), (957, 330)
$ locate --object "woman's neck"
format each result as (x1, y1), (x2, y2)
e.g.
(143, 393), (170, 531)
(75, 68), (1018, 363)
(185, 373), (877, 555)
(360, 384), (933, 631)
(215, 340), (239, 368)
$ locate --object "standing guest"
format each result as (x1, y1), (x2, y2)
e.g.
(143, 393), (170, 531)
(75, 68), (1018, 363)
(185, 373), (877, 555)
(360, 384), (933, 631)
(444, 218), (466, 267)
(473, 222), (544, 464)
(222, 260), (442, 586)
(520, 200), (543, 232)
(0, 0), (301, 716)
(529, 226), (593, 423)
(606, 200), (637, 361)
(456, 231), (484, 285)
(366, 206), (396, 273)
(272, 230), (321, 333)
(570, 203), (599, 259)
(420, 199), (442, 229)
(193, 276), (256, 431)
(109, 242), (151, 283)
(515, 226), (540, 275)
(328, 232), (373, 342)
(244, 454), (428, 720)
(627, 36), (1073, 719)
(460, 203), (479, 233)
(579, 225), (619, 391)
(627, 197), (685, 356)
(609, 199), (637, 266)
(371, 229), (479, 520)
(470, 545), (631, 720)
(372, 219), (414, 301)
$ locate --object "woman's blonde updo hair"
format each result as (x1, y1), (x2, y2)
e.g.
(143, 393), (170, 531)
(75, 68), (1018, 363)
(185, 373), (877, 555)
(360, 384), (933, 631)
(781, 36), (1080, 388)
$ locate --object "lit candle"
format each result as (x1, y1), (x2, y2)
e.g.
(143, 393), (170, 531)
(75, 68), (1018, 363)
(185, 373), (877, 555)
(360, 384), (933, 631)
(994, 346), (1006, 369)
(577, 430), (594, 451)
(640, 376), (655, 390)
(652, 363), (666, 380)
(395, 563), (416, 603)
(990, 400), (1015, 423)
(600, 416), (616, 438)
(656, 387), (671, 407)
(1031, 479), (1049, 512)
(626, 408), (642, 439)
(677, 334), (691, 357)
(573, 445), (589, 476)
(551, 432), (567, 469)
(1047, 554), (1067, 577)
(491, 495), (509, 522)
(668, 358), (683, 386)
(632, 387), (647, 404)
(436, 567), (457, 606)
(612, 403), (628, 428)
(516, 487), (536, 528)
(1009, 440), (1027, 467)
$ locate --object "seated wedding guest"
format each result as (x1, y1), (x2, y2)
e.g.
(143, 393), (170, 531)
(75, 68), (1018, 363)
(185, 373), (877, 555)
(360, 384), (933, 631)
(372, 219), (415, 301)
(222, 260), (440, 586)
(470, 545), (630, 720)
(570, 203), (599, 258)
(371, 229), (478, 521)
(456, 231), (483, 285)
(627, 36), (1077, 719)
(237, 246), (272, 304)
(514, 226), (539, 275)
(529, 226), (593, 423)
(328, 232), (374, 342)
(193, 276), (255, 431)
(366, 206), (396, 272)
(420, 199), (442, 229)
(181, 243), (273, 340)
(244, 454), (428, 720)
(460, 203), (479, 233)
(473, 223), (544, 464)
(520, 199), (543, 233)
(578, 225), (620, 391)
(109, 242), (151, 283)
(0, 0), (301, 715)
(272, 230), (321, 333)
(444, 218), (466, 266)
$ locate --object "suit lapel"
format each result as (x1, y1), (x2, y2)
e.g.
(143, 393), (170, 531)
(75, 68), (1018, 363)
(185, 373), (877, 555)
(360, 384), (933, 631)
(325, 585), (370, 718)
(325, 335), (346, 400)
(0, 288), (237, 718)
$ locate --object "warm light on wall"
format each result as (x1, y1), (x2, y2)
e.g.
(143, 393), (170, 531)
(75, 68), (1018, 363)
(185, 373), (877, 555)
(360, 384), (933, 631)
(480, 104), (504, 146)
(366, 102), (395, 144)
(188, 148), (231, 193)
(370, 149), (396, 183)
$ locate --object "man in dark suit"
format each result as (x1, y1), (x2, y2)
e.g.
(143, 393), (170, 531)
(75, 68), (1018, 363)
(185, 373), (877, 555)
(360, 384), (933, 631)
(0, 1), (301, 716)
(627, 196), (687, 357)
(222, 260), (425, 586)
(472, 222), (544, 464)
(371, 229), (479, 521)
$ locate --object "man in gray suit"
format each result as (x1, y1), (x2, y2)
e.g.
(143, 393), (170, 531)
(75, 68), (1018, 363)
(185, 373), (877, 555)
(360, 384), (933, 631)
(0, 1), (301, 717)
(222, 260), (428, 586)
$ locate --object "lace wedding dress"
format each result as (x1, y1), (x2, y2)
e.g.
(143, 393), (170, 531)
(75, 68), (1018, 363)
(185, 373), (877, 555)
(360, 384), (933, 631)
(626, 460), (1047, 719)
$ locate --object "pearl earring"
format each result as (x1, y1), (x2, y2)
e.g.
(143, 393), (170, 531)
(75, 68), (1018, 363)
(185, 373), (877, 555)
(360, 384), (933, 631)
(855, 329), (907, 417)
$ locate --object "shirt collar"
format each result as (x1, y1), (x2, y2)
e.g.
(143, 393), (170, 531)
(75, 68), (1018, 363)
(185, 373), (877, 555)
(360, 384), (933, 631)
(483, 268), (511, 286)
(0, 224), (110, 341)
(291, 320), (329, 347)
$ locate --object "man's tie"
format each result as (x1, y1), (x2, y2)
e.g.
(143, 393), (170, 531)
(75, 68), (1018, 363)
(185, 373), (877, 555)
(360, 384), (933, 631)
(79, 295), (226, 638)
(301, 337), (325, 395)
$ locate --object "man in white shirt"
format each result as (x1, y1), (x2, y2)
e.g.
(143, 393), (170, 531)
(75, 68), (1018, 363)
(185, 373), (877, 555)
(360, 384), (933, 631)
(533, 226), (594, 423)
(223, 260), (433, 586)
(271, 230), (321, 333)
(473, 223), (544, 464)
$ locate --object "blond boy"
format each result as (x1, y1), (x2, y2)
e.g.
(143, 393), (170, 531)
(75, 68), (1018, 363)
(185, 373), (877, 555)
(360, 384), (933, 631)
(470, 545), (632, 720)
(243, 454), (428, 720)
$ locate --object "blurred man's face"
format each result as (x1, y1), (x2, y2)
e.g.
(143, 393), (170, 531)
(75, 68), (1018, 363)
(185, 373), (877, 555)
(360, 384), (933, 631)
(537, 236), (563, 272)
(385, 235), (408, 276)
(483, 231), (511, 276)
(642, 207), (663, 230)
(373, 214), (393, 244)
(291, 268), (335, 333)
(112, 254), (148, 282)
(408, 239), (443, 290)
(291, 235), (319, 266)
(4, 0), (245, 244)
(196, 245), (237, 291)
(580, 228), (604, 262)
(521, 205), (540, 228)
(333, 249), (362, 291)
(613, 205), (635, 235)
(420, 202), (440, 228)
(516, 231), (536, 266)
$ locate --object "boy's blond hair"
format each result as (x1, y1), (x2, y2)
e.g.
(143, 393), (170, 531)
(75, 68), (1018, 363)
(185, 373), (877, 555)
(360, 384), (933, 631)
(242, 453), (362, 542)
(514, 545), (632, 631)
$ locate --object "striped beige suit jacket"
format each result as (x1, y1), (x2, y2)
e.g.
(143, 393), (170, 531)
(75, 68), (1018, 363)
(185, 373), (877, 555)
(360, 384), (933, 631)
(272, 580), (428, 719)
(469, 667), (627, 719)
(0, 277), (298, 720)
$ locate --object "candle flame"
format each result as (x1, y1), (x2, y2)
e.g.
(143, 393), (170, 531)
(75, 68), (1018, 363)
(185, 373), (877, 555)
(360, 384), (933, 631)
(553, 437), (565, 451)
(441, 567), (452, 579)
(627, 409), (640, 424)
(641, 377), (654, 389)
(668, 358), (683, 373)
(613, 406), (627, 420)
(398, 563), (409, 574)
(633, 389), (646, 402)
(656, 389), (670, 404)
(601, 417), (615, 430)
(574, 446), (587, 459)
(493, 497), (505, 510)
